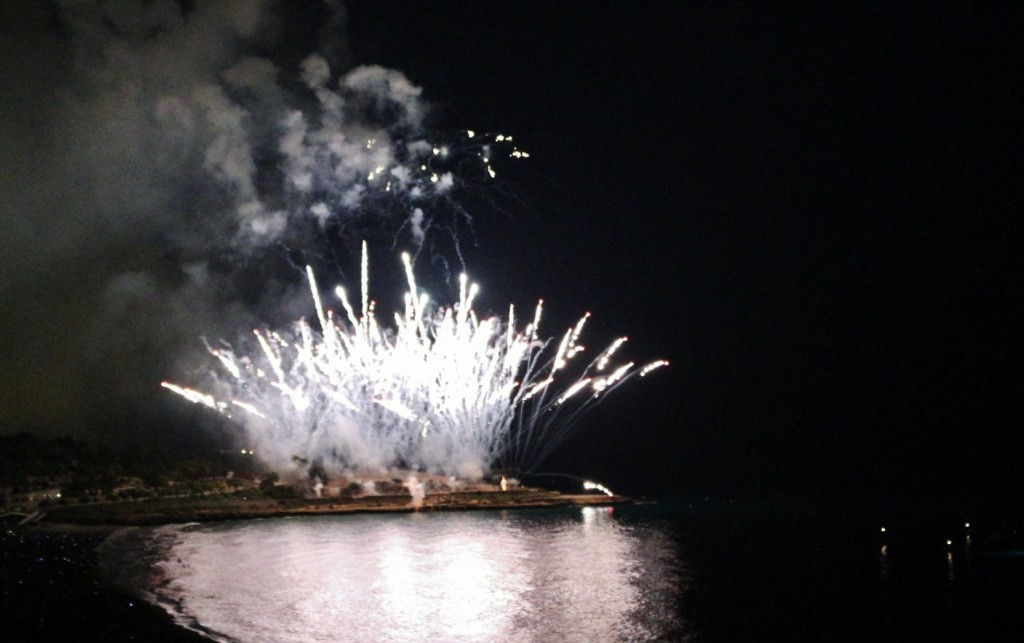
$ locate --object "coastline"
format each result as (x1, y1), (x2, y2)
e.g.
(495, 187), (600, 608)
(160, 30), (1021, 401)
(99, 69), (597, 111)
(36, 488), (630, 528)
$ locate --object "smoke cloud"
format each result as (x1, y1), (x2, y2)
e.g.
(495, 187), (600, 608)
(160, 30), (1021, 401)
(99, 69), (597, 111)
(0, 1), (489, 437)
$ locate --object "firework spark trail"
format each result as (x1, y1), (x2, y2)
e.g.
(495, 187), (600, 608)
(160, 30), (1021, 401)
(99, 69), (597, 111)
(163, 243), (666, 479)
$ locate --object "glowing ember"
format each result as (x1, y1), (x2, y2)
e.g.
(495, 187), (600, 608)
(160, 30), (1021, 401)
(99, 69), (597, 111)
(163, 243), (665, 479)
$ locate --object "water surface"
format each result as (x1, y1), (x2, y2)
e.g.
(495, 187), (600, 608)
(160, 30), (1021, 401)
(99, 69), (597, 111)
(102, 499), (1024, 641)
(116, 506), (686, 642)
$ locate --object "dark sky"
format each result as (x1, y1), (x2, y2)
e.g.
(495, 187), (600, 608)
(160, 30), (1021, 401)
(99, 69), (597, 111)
(2, 2), (1021, 506)
(347, 2), (1023, 504)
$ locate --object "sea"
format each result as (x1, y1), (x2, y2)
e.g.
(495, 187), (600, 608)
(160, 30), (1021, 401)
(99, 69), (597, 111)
(96, 498), (1024, 642)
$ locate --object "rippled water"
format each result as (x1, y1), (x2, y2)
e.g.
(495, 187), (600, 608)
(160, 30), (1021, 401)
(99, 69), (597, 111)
(117, 506), (686, 642)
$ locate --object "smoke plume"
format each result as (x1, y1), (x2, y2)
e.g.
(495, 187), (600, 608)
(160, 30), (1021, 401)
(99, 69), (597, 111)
(0, 1), (490, 437)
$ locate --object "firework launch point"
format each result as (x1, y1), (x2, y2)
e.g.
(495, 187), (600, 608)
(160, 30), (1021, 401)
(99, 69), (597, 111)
(37, 480), (630, 528)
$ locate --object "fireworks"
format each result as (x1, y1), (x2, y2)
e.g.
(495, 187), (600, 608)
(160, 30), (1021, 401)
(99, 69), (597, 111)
(163, 243), (666, 479)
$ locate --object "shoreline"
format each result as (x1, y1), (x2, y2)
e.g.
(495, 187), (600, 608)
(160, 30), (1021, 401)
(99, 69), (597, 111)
(36, 488), (630, 529)
(1, 525), (210, 641)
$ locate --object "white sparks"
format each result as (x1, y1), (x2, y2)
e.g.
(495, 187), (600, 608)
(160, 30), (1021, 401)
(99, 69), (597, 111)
(232, 400), (267, 419)
(640, 360), (670, 376)
(583, 480), (614, 497)
(163, 246), (665, 477)
(596, 337), (628, 371)
(160, 382), (218, 410)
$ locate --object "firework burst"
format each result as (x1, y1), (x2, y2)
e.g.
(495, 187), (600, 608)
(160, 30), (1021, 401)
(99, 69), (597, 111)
(163, 243), (666, 479)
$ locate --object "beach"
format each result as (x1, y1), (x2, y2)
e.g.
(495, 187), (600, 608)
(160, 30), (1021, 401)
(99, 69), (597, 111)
(0, 522), (207, 642)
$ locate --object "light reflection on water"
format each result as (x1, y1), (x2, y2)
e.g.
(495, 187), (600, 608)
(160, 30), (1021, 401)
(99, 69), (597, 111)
(142, 506), (686, 642)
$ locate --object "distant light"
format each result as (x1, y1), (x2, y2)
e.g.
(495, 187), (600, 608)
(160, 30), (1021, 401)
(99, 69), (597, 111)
(880, 526), (886, 533)
(946, 539), (953, 546)
(965, 522), (970, 528)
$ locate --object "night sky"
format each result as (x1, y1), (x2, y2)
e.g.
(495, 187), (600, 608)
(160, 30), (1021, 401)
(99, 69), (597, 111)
(1, 2), (1021, 507)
